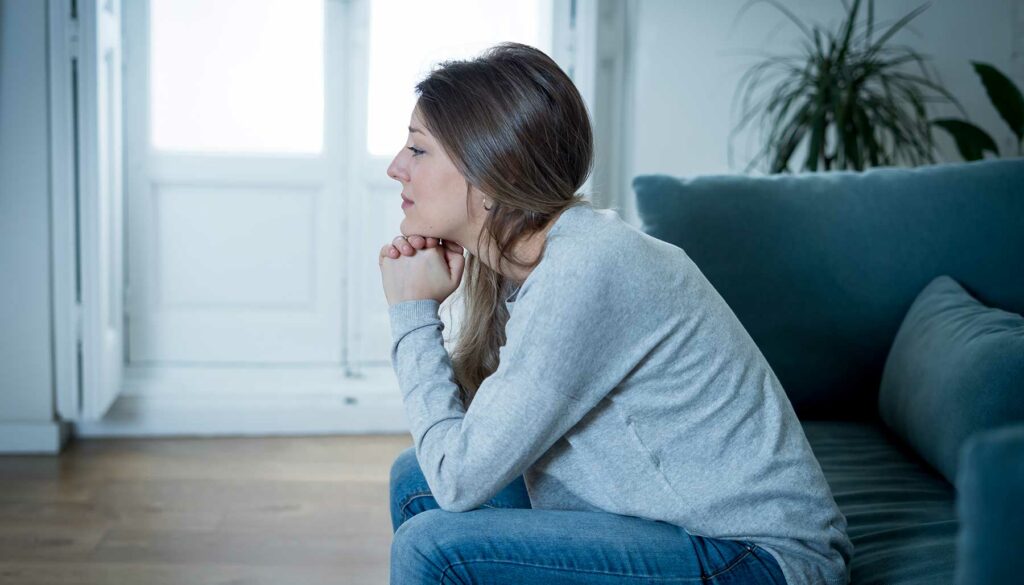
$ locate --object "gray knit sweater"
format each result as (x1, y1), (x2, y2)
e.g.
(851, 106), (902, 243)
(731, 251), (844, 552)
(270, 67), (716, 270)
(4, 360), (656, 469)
(388, 201), (854, 585)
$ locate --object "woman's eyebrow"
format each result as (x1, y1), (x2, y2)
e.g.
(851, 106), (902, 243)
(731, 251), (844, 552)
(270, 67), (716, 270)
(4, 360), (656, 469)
(408, 126), (426, 135)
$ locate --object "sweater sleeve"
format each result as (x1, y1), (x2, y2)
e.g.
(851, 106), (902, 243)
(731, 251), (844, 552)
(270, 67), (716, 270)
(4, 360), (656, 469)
(387, 256), (634, 512)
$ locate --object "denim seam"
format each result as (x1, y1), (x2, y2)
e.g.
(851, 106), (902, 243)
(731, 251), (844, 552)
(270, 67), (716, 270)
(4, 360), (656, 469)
(400, 492), (506, 521)
(703, 546), (755, 581)
(399, 492), (434, 521)
(439, 558), (707, 583)
(748, 546), (787, 585)
(685, 534), (706, 578)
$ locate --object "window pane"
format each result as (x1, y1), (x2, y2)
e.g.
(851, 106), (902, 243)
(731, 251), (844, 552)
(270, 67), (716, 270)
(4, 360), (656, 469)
(367, 0), (553, 157)
(150, 0), (324, 154)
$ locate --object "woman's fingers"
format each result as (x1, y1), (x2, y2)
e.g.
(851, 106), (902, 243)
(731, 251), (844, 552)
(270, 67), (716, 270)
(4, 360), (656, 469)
(408, 235), (440, 249)
(392, 235), (414, 255)
(391, 235), (445, 256)
(379, 244), (397, 266)
(380, 238), (463, 271)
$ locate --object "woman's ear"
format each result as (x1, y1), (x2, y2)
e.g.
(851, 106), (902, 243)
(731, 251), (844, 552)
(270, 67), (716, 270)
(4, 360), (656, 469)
(467, 184), (492, 215)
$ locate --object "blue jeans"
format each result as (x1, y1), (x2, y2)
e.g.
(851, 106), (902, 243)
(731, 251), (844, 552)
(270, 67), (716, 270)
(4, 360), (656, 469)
(389, 446), (788, 584)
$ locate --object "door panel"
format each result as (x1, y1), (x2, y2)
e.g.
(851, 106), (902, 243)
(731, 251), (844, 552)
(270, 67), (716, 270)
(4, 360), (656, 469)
(129, 0), (344, 365)
(78, 0), (125, 419)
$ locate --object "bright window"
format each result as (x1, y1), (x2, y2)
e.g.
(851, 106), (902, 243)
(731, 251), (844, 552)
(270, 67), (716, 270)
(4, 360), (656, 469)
(149, 0), (325, 154)
(366, 0), (553, 157)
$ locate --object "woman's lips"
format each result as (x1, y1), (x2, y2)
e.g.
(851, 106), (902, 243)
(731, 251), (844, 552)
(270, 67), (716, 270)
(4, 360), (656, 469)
(401, 194), (413, 209)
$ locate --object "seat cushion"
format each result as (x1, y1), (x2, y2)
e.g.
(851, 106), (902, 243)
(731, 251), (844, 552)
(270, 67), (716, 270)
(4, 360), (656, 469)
(802, 420), (957, 584)
(878, 275), (1024, 485)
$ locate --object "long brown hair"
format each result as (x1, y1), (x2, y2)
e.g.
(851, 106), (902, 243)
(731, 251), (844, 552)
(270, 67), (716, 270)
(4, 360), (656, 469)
(414, 42), (595, 408)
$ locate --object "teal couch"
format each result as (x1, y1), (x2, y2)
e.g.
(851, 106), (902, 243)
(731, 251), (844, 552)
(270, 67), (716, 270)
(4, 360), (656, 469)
(632, 159), (1024, 585)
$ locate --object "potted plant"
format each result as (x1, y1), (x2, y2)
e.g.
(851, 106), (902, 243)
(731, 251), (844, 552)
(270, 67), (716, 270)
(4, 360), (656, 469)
(730, 0), (964, 173)
(933, 62), (1024, 160)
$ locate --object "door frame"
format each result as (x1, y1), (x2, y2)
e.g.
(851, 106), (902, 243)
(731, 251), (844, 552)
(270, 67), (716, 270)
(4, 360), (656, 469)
(48, 0), (86, 424)
(49, 0), (631, 438)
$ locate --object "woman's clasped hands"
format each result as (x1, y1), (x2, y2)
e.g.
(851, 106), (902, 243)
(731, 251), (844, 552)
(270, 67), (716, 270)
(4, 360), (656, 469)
(379, 235), (466, 306)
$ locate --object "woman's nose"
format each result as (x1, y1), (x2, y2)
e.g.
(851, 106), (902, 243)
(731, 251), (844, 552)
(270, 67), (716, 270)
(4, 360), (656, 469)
(387, 154), (405, 182)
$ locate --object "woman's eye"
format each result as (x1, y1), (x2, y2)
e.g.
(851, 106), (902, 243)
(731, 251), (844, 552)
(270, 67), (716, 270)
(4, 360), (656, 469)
(407, 146), (424, 156)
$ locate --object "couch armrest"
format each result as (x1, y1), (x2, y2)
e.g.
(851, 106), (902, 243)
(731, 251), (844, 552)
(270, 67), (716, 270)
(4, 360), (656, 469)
(955, 423), (1024, 585)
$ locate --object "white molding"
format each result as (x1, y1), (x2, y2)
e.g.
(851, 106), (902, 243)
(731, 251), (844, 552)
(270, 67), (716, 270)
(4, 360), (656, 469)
(591, 0), (636, 221)
(70, 363), (410, 437)
(619, 0), (640, 229)
(0, 422), (73, 454)
(118, 363), (399, 398)
(72, 395), (406, 438)
(571, 0), (599, 202)
(550, 0), (639, 225)
(147, 154), (327, 184)
(342, 0), (379, 369)
(74, 0), (127, 421)
(48, 0), (83, 423)
(572, 0), (600, 116)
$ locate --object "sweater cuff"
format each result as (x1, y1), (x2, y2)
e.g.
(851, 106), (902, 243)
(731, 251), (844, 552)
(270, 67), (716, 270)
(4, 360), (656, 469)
(388, 299), (443, 342)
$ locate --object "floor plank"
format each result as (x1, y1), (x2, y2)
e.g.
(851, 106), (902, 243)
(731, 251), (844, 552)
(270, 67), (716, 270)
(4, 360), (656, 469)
(0, 435), (412, 584)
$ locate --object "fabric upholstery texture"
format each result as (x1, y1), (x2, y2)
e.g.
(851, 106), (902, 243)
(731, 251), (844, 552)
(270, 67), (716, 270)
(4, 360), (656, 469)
(955, 424), (1024, 585)
(632, 159), (1024, 420)
(803, 421), (958, 584)
(878, 274), (1024, 484)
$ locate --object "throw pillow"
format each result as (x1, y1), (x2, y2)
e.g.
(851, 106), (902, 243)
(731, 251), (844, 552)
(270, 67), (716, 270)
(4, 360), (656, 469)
(878, 274), (1024, 484)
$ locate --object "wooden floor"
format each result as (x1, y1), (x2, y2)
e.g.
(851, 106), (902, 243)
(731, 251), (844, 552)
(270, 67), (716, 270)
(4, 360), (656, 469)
(0, 434), (413, 585)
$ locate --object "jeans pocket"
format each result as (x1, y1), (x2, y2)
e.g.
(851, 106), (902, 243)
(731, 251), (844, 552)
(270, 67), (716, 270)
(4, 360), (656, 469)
(691, 535), (756, 580)
(747, 543), (788, 585)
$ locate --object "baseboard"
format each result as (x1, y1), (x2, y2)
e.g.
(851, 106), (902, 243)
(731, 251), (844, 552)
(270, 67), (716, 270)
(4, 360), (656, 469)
(0, 420), (72, 454)
(71, 390), (410, 438)
(67, 363), (415, 438)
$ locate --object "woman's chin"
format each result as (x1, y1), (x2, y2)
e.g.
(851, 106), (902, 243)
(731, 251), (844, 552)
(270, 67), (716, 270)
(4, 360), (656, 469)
(400, 217), (450, 242)
(399, 218), (420, 238)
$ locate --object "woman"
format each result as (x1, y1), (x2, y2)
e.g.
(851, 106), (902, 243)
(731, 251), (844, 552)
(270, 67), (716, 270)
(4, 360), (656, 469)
(378, 42), (853, 585)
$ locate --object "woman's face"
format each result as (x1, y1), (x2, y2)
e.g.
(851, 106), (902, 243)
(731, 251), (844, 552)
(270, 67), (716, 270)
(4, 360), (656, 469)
(387, 105), (482, 246)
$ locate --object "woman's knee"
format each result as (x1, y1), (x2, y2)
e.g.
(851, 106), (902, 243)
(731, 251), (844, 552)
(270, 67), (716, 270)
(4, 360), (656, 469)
(389, 446), (438, 533)
(390, 508), (455, 581)
(393, 507), (446, 544)
(389, 446), (420, 492)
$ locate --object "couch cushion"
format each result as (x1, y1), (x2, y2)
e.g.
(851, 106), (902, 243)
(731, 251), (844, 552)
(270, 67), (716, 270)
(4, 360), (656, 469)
(632, 159), (1024, 420)
(802, 420), (957, 584)
(878, 275), (1024, 484)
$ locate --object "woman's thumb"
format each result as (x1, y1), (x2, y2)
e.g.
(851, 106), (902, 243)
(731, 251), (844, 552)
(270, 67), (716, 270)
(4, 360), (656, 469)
(445, 248), (465, 283)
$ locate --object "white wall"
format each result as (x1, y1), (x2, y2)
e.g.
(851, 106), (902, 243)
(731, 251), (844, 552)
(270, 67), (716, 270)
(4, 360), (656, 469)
(0, 0), (69, 452)
(621, 0), (1023, 224)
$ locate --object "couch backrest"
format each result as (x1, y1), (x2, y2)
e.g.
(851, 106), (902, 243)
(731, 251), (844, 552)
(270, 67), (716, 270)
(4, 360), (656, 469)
(632, 159), (1024, 421)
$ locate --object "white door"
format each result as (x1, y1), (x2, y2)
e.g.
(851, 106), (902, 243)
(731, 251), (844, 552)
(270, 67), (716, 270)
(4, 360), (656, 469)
(68, 0), (595, 436)
(126, 0), (344, 364)
(71, 0), (126, 421)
